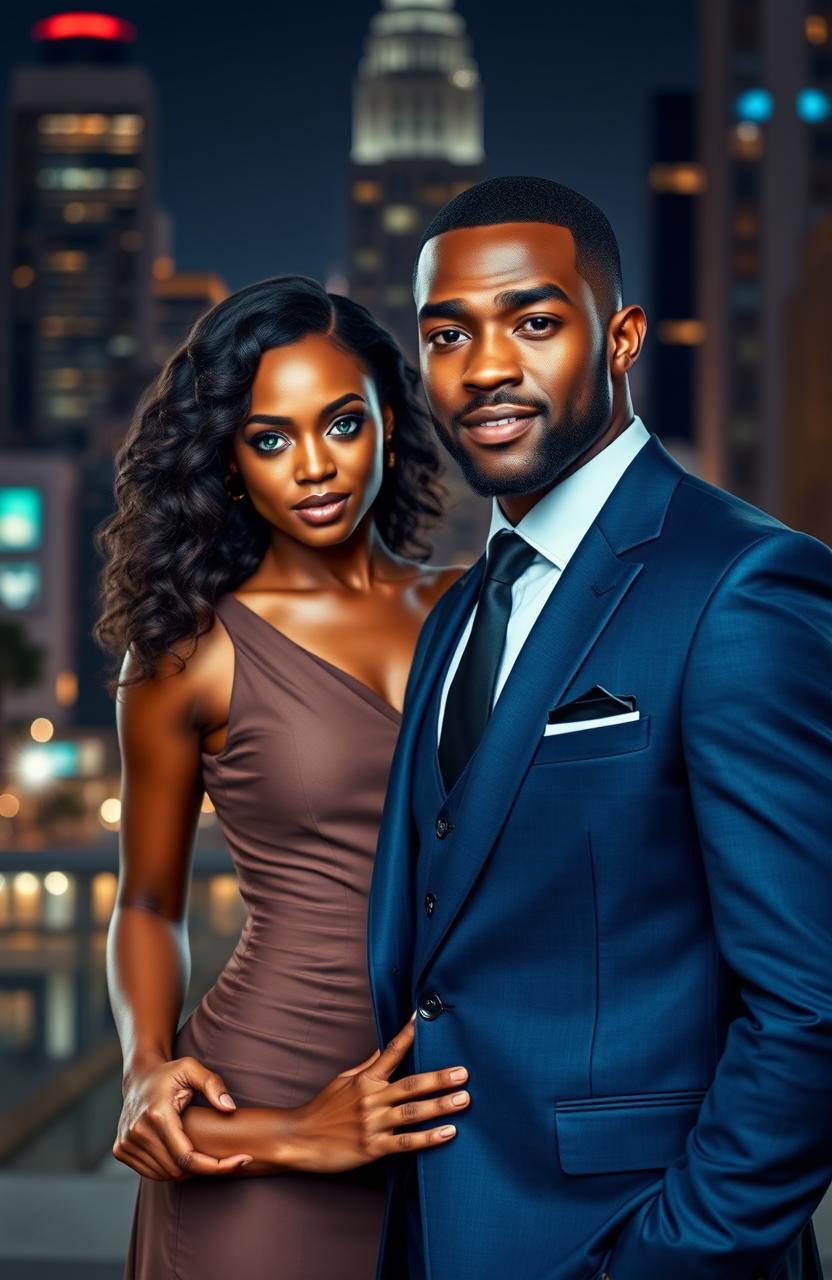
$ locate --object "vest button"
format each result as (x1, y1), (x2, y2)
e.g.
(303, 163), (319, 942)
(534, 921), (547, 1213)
(418, 992), (444, 1020)
(424, 892), (436, 917)
(435, 814), (450, 839)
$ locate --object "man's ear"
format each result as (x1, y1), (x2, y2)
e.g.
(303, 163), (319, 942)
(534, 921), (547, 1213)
(609, 305), (647, 377)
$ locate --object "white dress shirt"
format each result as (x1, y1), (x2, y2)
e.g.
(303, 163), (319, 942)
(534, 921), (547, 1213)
(437, 416), (651, 740)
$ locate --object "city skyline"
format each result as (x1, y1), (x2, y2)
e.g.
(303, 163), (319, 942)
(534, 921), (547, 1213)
(1, 1), (695, 310)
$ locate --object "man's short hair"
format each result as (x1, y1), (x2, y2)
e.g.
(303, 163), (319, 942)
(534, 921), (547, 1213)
(413, 175), (623, 318)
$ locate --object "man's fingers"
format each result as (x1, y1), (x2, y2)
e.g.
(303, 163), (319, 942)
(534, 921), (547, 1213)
(369, 1018), (416, 1082)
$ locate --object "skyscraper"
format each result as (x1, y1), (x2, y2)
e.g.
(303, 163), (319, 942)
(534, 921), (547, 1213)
(646, 92), (704, 458)
(1, 12), (158, 455)
(697, 1), (832, 519)
(348, 0), (485, 350)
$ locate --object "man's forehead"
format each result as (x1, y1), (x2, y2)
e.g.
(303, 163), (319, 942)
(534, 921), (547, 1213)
(414, 221), (580, 306)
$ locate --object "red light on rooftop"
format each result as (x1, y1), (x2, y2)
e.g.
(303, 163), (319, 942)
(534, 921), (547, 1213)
(32, 12), (137, 43)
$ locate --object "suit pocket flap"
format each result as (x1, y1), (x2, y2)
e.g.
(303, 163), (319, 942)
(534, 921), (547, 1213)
(555, 1088), (706, 1174)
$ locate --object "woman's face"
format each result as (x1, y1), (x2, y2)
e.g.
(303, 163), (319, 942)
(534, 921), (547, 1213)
(229, 334), (392, 549)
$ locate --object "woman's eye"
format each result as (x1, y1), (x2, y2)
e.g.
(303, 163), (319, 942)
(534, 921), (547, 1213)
(326, 414), (364, 438)
(518, 316), (560, 335)
(253, 431), (289, 453)
(432, 328), (468, 347)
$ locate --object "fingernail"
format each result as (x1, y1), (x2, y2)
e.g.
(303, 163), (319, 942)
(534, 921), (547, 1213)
(439, 1125), (456, 1138)
(219, 1093), (235, 1108)
(240, 1158), (253, 1166)
(409, 1010), (417, 1023)
(452, 1092), (468, 1106)
(449, 1068), (467, 1082)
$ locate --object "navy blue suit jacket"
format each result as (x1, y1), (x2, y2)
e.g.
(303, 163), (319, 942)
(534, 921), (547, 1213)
(367, 434), (832, 1280)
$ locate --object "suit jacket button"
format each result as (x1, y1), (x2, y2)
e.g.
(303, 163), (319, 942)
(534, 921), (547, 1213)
(435, 814), (450, 839)
(424, 893), (436, 917)
(418, 992), (444, 1020)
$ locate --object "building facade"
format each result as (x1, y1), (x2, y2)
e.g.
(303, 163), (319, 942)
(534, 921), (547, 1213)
(697, 1), (832, 522)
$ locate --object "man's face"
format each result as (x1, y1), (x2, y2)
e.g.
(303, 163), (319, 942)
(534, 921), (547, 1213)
(414, 222), (614, 498)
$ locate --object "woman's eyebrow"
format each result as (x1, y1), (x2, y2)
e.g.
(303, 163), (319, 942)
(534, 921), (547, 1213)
(245, 393), (366, 429)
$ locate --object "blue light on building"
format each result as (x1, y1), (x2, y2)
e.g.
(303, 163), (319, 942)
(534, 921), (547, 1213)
(0, 488), (43, 551)
(796, 88), (831, 124)
(735, 88), (774, 123)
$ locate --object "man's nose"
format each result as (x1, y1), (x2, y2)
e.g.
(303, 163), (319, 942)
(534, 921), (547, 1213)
(462, 332), (523, 391)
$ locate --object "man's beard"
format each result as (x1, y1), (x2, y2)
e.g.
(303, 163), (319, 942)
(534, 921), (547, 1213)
(430, 350), (613, 498)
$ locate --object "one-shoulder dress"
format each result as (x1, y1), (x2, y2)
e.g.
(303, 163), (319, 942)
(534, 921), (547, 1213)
(124, 592), (400, 1280)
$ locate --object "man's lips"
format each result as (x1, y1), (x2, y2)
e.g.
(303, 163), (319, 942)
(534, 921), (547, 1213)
(457, 406), (541, 446)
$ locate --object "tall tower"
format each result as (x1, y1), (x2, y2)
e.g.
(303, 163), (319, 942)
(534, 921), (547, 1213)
(1, 11), (158, 455)
(697, 1), (832, 520)
(348, 0), (485, 349)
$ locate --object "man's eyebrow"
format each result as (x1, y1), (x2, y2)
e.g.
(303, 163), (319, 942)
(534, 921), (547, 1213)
(245, 392), (365, 428)
(418, 298), (468, 323)
(493, 283), (573, 310)
(418, 283), (573, 325)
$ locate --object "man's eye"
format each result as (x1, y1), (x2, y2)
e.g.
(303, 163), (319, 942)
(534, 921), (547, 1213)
(326, 414), (364, 438)
(518, 316), (559, 335)
(432, 329), (468, 347)
(253, 431), (289, 453)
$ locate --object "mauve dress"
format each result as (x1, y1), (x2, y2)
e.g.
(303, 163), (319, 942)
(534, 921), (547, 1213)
(124, 592), (400, 1280)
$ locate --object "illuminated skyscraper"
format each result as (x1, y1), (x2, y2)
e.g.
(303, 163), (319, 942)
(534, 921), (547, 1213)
(348, 0), (485, 348)
(1, 12), (158, 454)
(697, 1), (832, 519)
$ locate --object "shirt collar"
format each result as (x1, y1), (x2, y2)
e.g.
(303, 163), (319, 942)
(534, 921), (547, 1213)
(486, 416), (651, 570)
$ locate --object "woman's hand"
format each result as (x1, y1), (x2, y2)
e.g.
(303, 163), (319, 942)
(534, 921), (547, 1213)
(281, 1014), (470, 1174)
(114, 1051), (254, 1180)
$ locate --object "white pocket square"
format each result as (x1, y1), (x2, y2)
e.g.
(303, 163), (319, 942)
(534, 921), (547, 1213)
(543, 710), (641, 737)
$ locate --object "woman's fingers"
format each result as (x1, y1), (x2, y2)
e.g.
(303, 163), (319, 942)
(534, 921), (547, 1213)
(384, 1064), (468, 1105)
(367, 1016), (416, 1082)
(339, 1047), (382, 1078)
(387, 1090), (470, 1129)
(178, 1151), (254, 1177)
(175, 1058), (236, 1112)
(376, 1123), (458, 1155)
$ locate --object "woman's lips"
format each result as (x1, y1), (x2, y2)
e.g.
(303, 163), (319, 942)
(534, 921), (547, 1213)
(291, 493), (351, 525)
(463, 413), (540, 446)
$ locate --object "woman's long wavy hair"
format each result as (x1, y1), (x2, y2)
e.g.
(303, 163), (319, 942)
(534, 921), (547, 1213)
(94, 275), (445, 692)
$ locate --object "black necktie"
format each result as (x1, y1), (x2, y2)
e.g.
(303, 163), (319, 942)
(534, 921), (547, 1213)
(438, 529), (538, 791)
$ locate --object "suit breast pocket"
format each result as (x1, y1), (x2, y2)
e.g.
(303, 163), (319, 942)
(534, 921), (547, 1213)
(530, 713), (651, 766)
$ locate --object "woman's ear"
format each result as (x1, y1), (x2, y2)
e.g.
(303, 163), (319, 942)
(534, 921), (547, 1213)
(382, 403), (395, 444)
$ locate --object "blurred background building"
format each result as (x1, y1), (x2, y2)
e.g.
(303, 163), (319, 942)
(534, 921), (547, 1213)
(0, 3), (830, 1277)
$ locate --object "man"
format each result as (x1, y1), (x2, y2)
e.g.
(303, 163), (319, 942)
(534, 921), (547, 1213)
(367, 175), (832, 1280)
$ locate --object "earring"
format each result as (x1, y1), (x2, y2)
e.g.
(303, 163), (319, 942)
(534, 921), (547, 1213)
(386, 442), (396, 469)
(224, 471), (247, 502)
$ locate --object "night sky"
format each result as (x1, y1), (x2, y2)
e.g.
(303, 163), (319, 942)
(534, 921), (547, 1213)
(1, 0), (696, 307)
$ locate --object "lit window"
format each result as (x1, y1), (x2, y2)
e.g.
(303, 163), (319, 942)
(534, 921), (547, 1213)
(111, 114), (144, 135)
(656, 320), (706, 346)
(353, 181), (382, 203)
(730, 122), (764, 160)
(354, 248), (381, 271)
(648, 164), (706, 194)
(384, 286), (412, 307)
(0, 563), (41, 610)
(451, 68), (477, 89)
(43, 250), (87, 272)
(382, 204), (420, 234)
(47, 394), (86, 419)
(110, 168), (143, 190)
(11, 265), (35, 288)
(107, 335), (137, 357)
(734, 88), (774, 123)
(797, 88), (831, 123)
(806, 15), (828, 45)
(0, 489), (42, 551)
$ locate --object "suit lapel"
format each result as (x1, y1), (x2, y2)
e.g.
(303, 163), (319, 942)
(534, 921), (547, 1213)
(412, 433), (685, 985)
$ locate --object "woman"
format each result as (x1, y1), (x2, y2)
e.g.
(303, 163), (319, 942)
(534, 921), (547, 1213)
(95, 276), (471, 1280)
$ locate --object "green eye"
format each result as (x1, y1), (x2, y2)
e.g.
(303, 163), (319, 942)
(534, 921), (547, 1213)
(327, 414), (364, 437)
(254, 431), (288, 453)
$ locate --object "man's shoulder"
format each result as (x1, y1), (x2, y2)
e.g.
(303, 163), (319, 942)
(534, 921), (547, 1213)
(665, 468), (829, 571)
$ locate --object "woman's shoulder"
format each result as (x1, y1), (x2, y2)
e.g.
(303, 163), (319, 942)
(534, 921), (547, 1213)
(117, 603), (233, 711)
